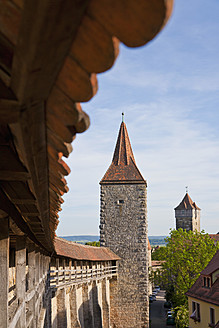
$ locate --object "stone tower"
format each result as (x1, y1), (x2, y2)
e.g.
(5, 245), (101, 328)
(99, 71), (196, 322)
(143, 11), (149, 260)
(175, 192), (201, 232)
(99, 118), (149, 328)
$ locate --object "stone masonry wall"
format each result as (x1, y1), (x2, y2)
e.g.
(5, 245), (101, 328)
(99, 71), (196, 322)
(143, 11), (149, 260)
(100, 183), (149, 328)
(176, 214), (200, 232)
(176, 217), (193, 231)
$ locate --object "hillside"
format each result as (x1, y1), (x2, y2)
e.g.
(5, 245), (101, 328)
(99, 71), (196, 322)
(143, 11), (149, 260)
(60, 235), (167, 246)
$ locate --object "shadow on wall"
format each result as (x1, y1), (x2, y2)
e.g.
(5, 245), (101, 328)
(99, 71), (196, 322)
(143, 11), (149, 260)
(54, 284), (104, 328)
(78, 284), (103, 328)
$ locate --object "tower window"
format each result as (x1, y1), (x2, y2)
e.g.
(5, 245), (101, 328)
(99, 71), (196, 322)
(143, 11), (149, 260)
(117, 200), (124, 205)
(210, 308), (215, 325)
(203, 276), (211, 288)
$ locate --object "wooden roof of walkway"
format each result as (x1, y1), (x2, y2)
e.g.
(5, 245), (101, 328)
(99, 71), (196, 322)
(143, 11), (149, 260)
(0, 0), (174, 252)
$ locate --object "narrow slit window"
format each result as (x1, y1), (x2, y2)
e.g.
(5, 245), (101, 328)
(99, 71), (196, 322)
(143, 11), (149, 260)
(210, 308), (215, 325)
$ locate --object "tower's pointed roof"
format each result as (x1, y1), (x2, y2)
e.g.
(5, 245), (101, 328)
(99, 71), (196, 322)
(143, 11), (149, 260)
(175, 193), (201, 210)
(100, 119), (146, 185)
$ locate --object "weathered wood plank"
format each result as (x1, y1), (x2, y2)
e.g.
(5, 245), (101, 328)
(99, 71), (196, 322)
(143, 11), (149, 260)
(70, 14), (120, 73)
(47, 85), (90, 133)
(0, 187), (45, 249)
(47, 129), (72, 158)
(0, 0), (21, 45)
(0, 171), (30, 180)
(16, 235), (26, 326)
(21, 212), (40, 216)
(87, 0), (174, 47)
(0, 145), (29, 175)
(0, 78), (16, 99)
(0, 31), (14, 74)
(0, 216), (9, 328)
(11, 198), (37, 205)
(56, 56), (98, 103)
(48, 156), (71, 177)
(49, 172), (69, 194)
(47, 112), (75, 144)
(9, 218), (24, 236)
(0, 99), (20, 123)
(11, 102), (53, 252)
(10, 0), (89, 103)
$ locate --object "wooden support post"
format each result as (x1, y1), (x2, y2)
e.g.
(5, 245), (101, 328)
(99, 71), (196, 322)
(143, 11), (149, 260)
(46, 257), (50, 290)
(16, 235), (27, 327)
(63, 259), (66, 284)
(35, 250), (40, 284)
(74, 261), (77, 282)
(28, 242), (36, 328)
(40, 254), (43, 280)
(56, 258), (59, 286)
(0, 217), (9, 328)
(69, 259), (72, 282)
(93, 263), (96, 279)
(28, 243), (36, 290)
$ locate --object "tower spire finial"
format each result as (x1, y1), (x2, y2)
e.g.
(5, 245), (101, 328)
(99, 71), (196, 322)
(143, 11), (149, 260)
(122, 112), (124, 123)
(186, 186), (188, 193)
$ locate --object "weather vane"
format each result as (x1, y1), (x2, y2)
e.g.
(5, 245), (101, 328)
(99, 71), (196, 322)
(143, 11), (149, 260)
(122, 112), (124, 122)
(186, 186), (188, 193)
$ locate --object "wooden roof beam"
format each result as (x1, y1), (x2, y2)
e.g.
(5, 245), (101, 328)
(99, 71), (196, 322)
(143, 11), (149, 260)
(0, 187), (47, 252)
(0, 99), (21, 123)
(10, 0), (89, 104)
(0, 171), (30, 181)
(11, 199), (37, 205)
(0, 79), (20, 123)
(10, 102), (54, 252)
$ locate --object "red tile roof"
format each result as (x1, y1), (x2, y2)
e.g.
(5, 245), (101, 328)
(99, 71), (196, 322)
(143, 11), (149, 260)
(201, 250), (219, 276)
(175, 193), (201, 210)
(209, 234), (219, 243)
(186, 275), (219, 306)
(186, 250), (219, 306)
(55, 237), (120, 261)
(100, 121), (146, 184)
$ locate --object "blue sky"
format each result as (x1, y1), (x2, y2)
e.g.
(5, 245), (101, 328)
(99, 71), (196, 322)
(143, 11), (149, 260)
(57, 0), (219, 236)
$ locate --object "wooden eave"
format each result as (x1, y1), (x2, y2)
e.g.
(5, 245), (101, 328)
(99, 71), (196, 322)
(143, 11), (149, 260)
(0, 0), (174, 252)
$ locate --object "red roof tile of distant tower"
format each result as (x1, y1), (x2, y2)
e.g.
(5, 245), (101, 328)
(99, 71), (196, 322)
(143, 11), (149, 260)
(174, 193), (201, 210)
(100, 117), (146, 184)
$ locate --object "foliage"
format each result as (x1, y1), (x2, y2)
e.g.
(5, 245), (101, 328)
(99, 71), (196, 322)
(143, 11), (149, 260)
(85, 241), (100, 247)
(151, 246), (166, 260)
(152, 229), (219, 306)
(175, 305), (189, 328)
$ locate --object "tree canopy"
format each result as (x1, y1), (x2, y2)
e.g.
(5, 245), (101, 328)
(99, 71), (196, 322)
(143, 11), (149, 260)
(85, 241), (100, 247)
(151, 246), (166, 260)
(151, 229), (219, 307)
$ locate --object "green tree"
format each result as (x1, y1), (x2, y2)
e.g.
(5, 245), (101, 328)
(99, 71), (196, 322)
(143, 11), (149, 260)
(157, 229), (219, 306)
(151, 246), (166, 260)
(175, 305), (189, 328)
(85, 241), (100, 247)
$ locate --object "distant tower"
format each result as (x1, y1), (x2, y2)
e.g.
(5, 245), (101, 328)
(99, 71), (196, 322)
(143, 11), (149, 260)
(175, 192), (201, 232)
(99, 117), (149, 328)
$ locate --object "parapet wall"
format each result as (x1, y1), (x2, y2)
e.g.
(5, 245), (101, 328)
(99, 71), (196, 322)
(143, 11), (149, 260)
(0, 224), (118, 328)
